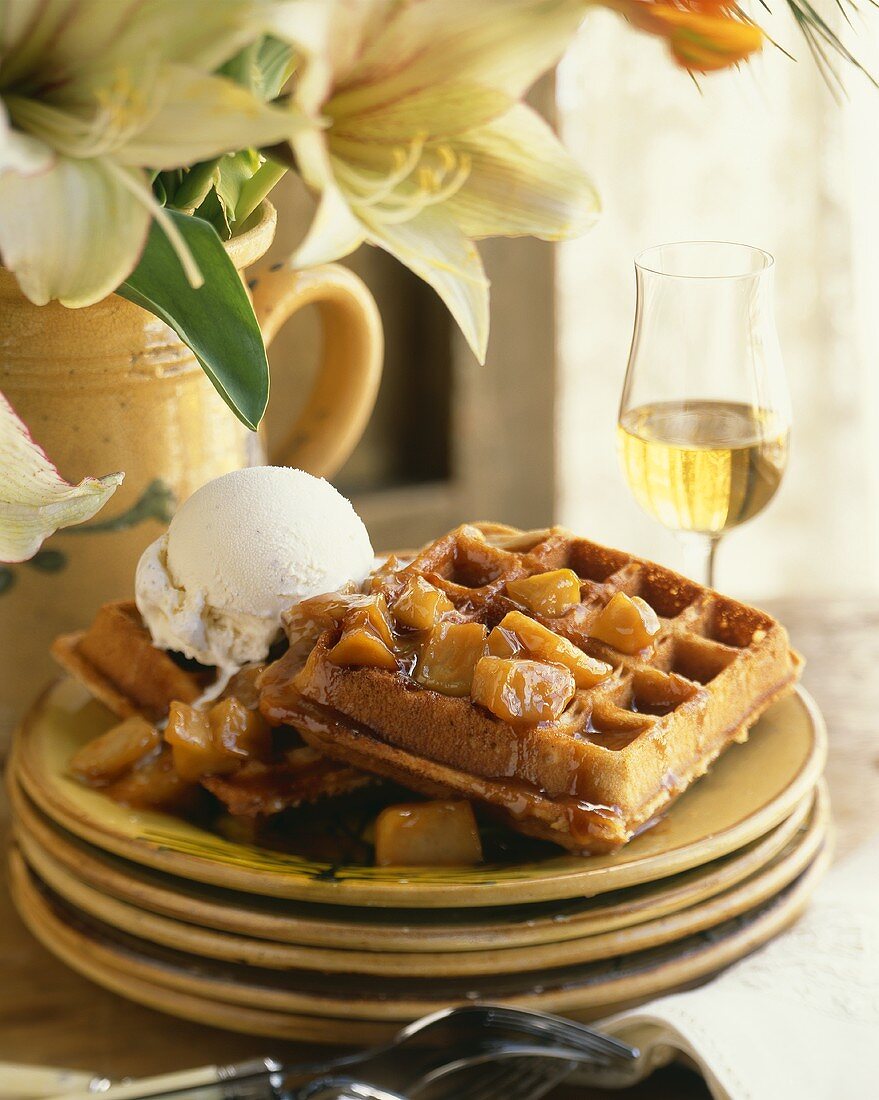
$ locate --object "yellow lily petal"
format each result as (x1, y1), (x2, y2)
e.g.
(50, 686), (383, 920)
(0, 156), (150, 306)
(290, 130), (366, 267)
(0, 392), (123, 563)
(444, 103), (599, 240)
(1, 0), (268, 86)
(361, 205), (490, 363)
(328, 83), (512, 143)
(113, 66), (307, 169)
(0, 102), (53, 174)
(330, 0), (587, 109)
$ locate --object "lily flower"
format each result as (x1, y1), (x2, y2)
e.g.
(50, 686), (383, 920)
(599, 0), (763, 72)
(0, 0), (308, 307)
(281, 0), (600, 362)
(0, 393), (123, 563)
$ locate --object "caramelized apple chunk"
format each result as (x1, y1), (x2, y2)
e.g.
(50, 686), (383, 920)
(328, 594), (399, 670)
(221, 665), (264, 710)
(416, 621), (487, 696)
(590, 592), (660, 654)
(489, 611), (612, 688)
(329, 628), (398, 670)
(506, 569), (582, 617)
(70, 716), (161, 785)
(392, 575), (454, 631)
(106, 746), (195, 810)
(282, 584), (362, 660)
(165, 701), (239, 781)
(374, 801), (483, 866)
(485, 625), (522, 659)
(346, 594), (396, 648)
(208, 697), (271, 760)
(472, 656), (576, 724)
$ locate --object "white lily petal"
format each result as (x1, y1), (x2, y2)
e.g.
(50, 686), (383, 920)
(0, 392), (123, 563)
(293, 184), (366, 266)
(362, 205), (490, 363)
(329, 83), (512, 143)
(0, 100), (53, 175)
(330, 0), (586, 109)
(112, 66), (306, 169)
(0, 156), (150, 306)
(444, 103), (600, 240)
(2, 0), (268, 84)
(291, 135), (366, 266)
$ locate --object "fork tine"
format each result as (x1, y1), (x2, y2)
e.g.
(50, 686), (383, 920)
(455, 1058), (530, 1100)
(482, 1006), (637, 1061)
(455, 1057), (577, 1100)
(503, 1060), (578, 1100)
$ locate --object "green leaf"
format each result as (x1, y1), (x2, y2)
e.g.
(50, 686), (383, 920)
(220, 36), (296, 101)
(232, 157), (286, 228)
(253, 37), (297, 99)
(215, 149), (263, 232)
(171, 159), (221, 212)
(118, 211), (268, 430)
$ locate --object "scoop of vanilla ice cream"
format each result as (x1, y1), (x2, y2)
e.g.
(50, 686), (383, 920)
(135, 466), (374, 675)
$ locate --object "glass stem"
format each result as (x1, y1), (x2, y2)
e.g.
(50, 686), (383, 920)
(677, 532), (720, 588)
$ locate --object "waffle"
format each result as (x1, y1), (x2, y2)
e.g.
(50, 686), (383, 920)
(260, 523), (802, 853)
(52, 602), (370, 816)
(52, 601), (208, 722)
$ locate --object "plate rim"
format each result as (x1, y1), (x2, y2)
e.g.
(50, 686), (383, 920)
(8, 843), (831, 1021)
(13, 784), (829, 978)
(14, 680), (828, 907)
(7, 774), (818, 951)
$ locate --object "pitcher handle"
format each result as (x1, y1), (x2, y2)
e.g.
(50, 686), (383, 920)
(249, 262), (383, 478)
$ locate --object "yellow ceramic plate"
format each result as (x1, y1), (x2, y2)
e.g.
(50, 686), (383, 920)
(7, 776), (816, 952)
(14, 784), (828, 978)
(9, 843), (830, 1025)
(15, 679), (827, 907)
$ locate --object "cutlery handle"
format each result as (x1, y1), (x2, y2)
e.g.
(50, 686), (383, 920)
(43, 1058), (278, 1100)
(0, 1065), (103, 1098)
(44, 1066), (221, 1100)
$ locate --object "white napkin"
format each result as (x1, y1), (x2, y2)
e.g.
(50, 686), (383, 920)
(577, 838), (879, 1099)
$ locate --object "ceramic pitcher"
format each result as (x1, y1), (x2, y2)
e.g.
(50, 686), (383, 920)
(0, 201), (383, 734)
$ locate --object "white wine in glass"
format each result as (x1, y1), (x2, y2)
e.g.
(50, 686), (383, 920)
(618, 243), (791, 588)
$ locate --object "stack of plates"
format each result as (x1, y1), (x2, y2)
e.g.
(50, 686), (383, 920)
(6, 679), (830, 1044)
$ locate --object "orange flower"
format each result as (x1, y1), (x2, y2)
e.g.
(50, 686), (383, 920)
(602, 0), (763, 72)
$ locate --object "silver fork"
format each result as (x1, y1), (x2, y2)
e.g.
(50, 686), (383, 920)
(295, 1058), (575, 1100)
(428, 1056), (577, 1100)
(47, 1006), (636, 1100)
(298, 1041), (616, 1100)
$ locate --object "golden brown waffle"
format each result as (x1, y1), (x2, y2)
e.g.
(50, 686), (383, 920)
(262, 523), (802, 853)
(51, 602), (207, 722)
(52, 602), (371, 816)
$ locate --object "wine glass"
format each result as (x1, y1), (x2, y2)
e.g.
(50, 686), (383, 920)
(617, 242), (791, 588)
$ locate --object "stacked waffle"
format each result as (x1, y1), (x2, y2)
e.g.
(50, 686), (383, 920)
(261, 523), (802, 853)
(52, 523), (801, 856)
(6, 522), (827, 1042)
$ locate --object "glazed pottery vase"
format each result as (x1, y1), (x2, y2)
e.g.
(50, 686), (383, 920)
(0, 201), (383, 735)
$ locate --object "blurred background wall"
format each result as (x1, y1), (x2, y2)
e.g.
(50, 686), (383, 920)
(556, 8), (879, 599)
(264, 9), (879, 599)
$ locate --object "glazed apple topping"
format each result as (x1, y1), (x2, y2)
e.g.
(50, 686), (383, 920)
(301, 565), (661, 728)
(505, 568), (582, 617)
(589, 592), (660, 655)
(416, 621), (488, 696)
(327, 594), (398, 670)
(70, 716), (194, 811)
(374, 800), (483, 866)
(488, 611), (613, 689)
(391, 575), (454, 631)
(472, 656), (576, 724)
(165, 697), (271, 781)
(70, 716), (161, 784)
